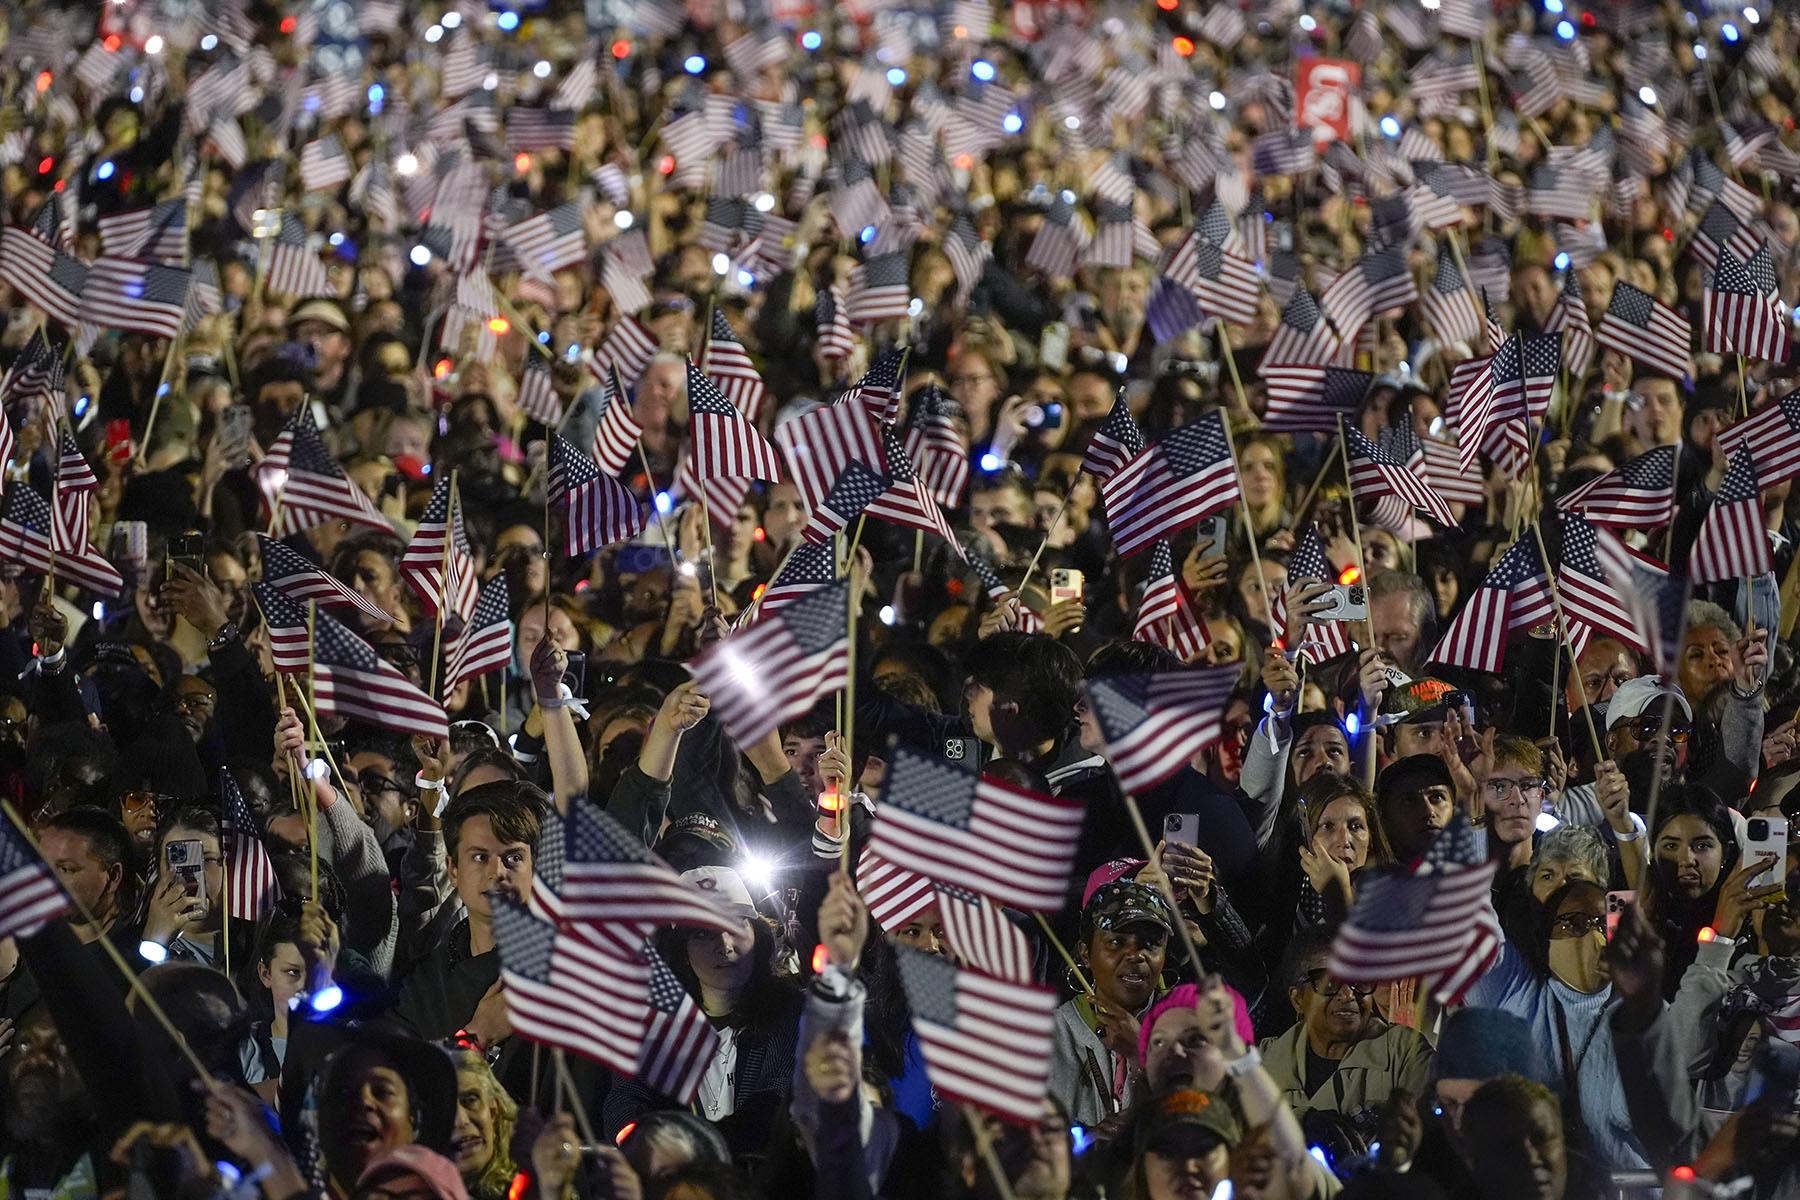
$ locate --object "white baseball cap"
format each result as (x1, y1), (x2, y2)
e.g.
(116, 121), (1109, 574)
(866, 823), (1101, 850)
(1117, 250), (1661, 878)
(1604, 675), (1692, 730)
(681, 865), (758, 919)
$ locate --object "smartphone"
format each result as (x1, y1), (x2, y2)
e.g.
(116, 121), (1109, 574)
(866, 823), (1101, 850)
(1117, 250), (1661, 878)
(104, 418), (133, 465)
(1040, 321), (1070, 372)
(1311, 582), (1368, 622)
(1050, 568), (1084, 606)
(1606, 889), (1634, 941)
(167, 532), (205, 585)
(561, 650), (586, 700)
(1163, 812), (1201, 849)
(1195, 514), (1228, 559)
(1746, 817), (1790, 902)
(109, 521), (148, 591)
(166, 838), (209, 916)
(216, 405), (254, 469)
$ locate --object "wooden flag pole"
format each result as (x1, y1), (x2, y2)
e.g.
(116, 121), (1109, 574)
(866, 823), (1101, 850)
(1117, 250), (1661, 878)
(964, 1108), (1021, 1200)
(2, 800), (218, 1086)
(840, 521), (863, 873)
(1290, 435), (1344, 531)
(1334, 416), (1378, 789)
(552, 1049), (600, 1146)
(302, 602), (321, 902)
(1219, 412), (1269, 610)
(1526, 521), (1606, 764)
(1015, 488), (1072, 602)
(1122, 792), (1213, 996)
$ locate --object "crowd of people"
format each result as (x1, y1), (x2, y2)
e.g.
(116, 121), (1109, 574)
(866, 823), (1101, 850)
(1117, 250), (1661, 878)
(0, 0), (1798, 1197)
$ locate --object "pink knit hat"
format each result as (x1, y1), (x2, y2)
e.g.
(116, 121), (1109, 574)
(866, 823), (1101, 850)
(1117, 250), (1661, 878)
(1138, 982), (1256, 1065)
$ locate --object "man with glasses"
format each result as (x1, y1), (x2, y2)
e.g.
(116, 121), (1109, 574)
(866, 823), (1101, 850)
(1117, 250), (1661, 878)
(1481, 735), (1553, 877)
(1258, 930), (1433, 1130)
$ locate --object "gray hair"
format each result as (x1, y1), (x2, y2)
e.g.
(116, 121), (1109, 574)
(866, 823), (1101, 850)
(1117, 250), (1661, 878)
(1531, 823), (1607, 885)
(1683, 599), (1740, 643)
(1368, 570), (1434, 630)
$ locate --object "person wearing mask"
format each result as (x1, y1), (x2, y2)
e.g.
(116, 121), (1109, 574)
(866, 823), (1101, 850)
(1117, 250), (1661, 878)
(1049, 881), (1174, 1129)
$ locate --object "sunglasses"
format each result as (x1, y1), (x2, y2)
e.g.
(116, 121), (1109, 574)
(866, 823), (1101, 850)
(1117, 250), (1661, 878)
(1628, 717), (1691, 744)
(1549, 911), (1608, 939)
(121, 790), (169, 814)
(1302, 969), (1374, 998)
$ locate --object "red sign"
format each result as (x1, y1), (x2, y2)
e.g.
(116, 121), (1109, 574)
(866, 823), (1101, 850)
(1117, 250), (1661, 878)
(1294, 58), (1361, 146)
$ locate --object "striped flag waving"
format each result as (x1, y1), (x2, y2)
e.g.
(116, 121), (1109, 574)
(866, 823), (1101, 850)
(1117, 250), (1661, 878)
(398, 474), (479, 622)
(1083, 666), (1244, 793)
(895, 945), (1057, 1123)
(1132, 540), (1210, 662)
(1101, 412), (1241, 558)
(686, 361), (783, 483)
(1596, 281), (1692, 382)
(1427, 539), (1555, 673)
(1080, 395), (1145, 481)
(256, 535), (396, 627)
(491, 895), (649, 1077)
(443, 574), (512, 697)
(222, 768), (279, 922)
(1692, 448), (1772, 583)
(1719, 389), (1800, 487)
(0, 817), (71, 940)
(690, 579), (851, 746)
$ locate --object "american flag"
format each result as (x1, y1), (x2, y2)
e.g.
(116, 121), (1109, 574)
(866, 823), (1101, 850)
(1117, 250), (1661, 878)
(758, 539), (839, 615)
(257, 534), (396, 626)
(1328, 814), (1500, 1006)
(1692, 448), (1772, 584)
(934, 883), (1032, 983)
(1101, 411), (1241, 558)
(815, 283), (856, 362)
(1025, 193), (1087, 278)
(1252, 129), (1317, 177)
(1719, 389), (1800, 487)
(504, 202), (587, 277)
(517, 354), (562, 428)
(0, 223), (86, 327)
(802, 460), (890, 544)
(638, 946), (721, 1103)
(602, 316), (660, 388)
(1320, 246), (1417, 333)
(1545, 269), (1596, 379)
(894, 946), (1057, 1123)
(686, 360), (783, 483)
(80, 258), (190, 339)
(700, 310), (767, 424)
(1704, 248), (1791, 363)
(264, 215), (333, 299)
(856, 848), (937, 933)
(0, 816), (70, 941)
(1490, 331), (1562, 429)
(1083, 665), (1244, 793)
(559, 803), (742, 935)
(843, 348), (908, 426)
(254, 583), (448, 740)
(1690, 200), (1765, 273)
(222, 768), (279, 922)
(1524, 163), (1591, 221)
(97, 199), (189, 261)
(1427, 539), (1555, 673)
(591, 366), (643, 477)
(1133, 540), (1210, 662)
(1165, 233), (1260, 326)
(1081, 394), (1145, 480)
(1270, 524), (1353, 664)
(50, 432), (122, 597)
(0, 331), (64, 415)
(942, 211), (992, 297)
(491, 895), (648, 1077)
(1420, 242), (1481, 346)
(845, 252), (913, 324)
(269, 414), (392, 538)
(1589, 523), (1666, 660)
(1261, 288), (1341, 368)
(299, 135), (352, 192)
(1557, 511), (1649, 650)
(506, 108), (577, 153)
(1421, 426), (1492, 508)
(691, 577), (849, 745)
(864, 429), (960, 549)
(398, 474), (479, 622)
(0, 486), (52, 575)
(1557, 444), (1676, 529)
(443, 574), (512, 697)
(548, 433), (645, 555)
(902, 384), (971, 508)
(1260, 366), (1373, 434)
(1596, 281), (1692, 382)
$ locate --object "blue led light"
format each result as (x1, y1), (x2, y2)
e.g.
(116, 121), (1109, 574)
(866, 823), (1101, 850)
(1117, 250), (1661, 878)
(800, 30), (822, 49)
(1723, 22), (1740, 40)
(1555, 19), (1575, 38)
(972, 59), (995, 81)
(497, 11), (519, 30)
(859, 224), (878, 243)
(736, 269), (754, 287)
(980, 453), (1003, 471)
(886, 67), (906, 85)
(421, 462), (433, 475)
(1001, 111), (1023, 133)
(1544, 0), (1562, 10)
(1379, 115), (1401, 137)
(1554, 252), (1571, 270)
(655, 492), (673, 514)
(309, 985), (345, 1013)
(96, 160), (115, 181)
(684, 55), (706, 74)
(1345, 712), (1361, 737)
(73, 394), (89, 417)
(538, 330), (552, 344)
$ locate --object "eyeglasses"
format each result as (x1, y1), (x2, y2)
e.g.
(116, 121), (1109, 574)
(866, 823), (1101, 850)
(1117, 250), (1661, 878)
(1629, 717), (1690, 744)
(1548, 911), (1608, 939)
(173, 691), (217, 712)
(121, 791), (168, 814)
(1302, 969), (1374, 998)
(1483, 777), (1549, 804)
(357, 771), (403, 797)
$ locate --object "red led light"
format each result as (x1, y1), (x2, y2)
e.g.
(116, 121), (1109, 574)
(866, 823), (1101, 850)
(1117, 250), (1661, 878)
(611, 39), (631, 58)
(35, 72), (52, 93)
(1672, 1167), (1696, 1181)
(1173, 35), (1195, 55)
(52, 180), (65, 192)
(433, 359), (452, 379)
(1339, 566), (1361, 585)
(658, 155), (675, 174)
(280, 16), (297, 32)
(37, 157), (53, 175)
(954, 153), (974, 169)
(1157, 0), (1178, 8)
(487, 317), (510, 334)
(1697, 926), (1717, 943)
(615, 1122), (637, 1144)
(818, 789), (845, 814)
(1662, 227), (1674, 241)
(103, 35), (122, 51)
(513, 152), (531, 173)
(753, 526), (766, 541)
(811, 944), (831, 972)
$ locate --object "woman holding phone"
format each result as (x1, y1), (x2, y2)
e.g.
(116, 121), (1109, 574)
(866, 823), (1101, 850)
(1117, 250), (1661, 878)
(137, 804), (249, 968)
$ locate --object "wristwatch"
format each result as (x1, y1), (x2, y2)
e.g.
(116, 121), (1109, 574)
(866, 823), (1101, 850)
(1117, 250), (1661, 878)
(208, 620), (240, 652)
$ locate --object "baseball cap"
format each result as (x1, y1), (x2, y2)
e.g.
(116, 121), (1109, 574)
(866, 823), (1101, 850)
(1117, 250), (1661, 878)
(1133, 1089), (1242, 1158)
(1604, 675), (1691, 730)
(357, 1145), (469, 1200)
(1079, 880), (1173, 941)
(1377, 754), (1456, 799)
(1376, 677), (1467, 727)
(1082, 858), (1147, 907)
(287, 298), (350, 334)
(681, 865), (759, 919)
